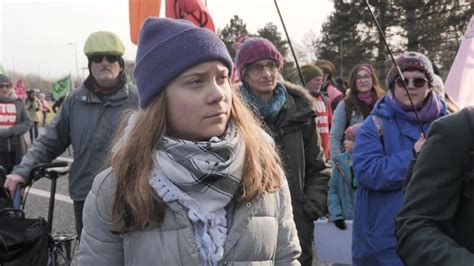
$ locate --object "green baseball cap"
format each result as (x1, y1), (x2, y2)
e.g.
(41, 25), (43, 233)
(83, 31), (125, 56)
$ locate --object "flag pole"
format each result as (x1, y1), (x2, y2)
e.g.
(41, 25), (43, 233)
(274, 0), (306, 87)
(364, 0), (425, 136)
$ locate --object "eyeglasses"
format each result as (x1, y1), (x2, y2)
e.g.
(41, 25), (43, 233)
(395, 77), (428, 88)
(248, 61), (278, 74)
(88, 54), (120, 64)
(356, 75), (372, 81)
(0, 84), (11, 89)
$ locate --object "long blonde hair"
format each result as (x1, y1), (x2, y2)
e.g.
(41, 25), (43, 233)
(110, 85), (283, 234)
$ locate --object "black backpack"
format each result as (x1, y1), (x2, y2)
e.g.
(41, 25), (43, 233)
(0, 210), (50, 266)
(0, 170), (50, 266)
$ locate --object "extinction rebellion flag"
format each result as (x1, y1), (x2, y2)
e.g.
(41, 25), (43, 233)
(51, 75), (72, 101)
(165, 0), (215, 32)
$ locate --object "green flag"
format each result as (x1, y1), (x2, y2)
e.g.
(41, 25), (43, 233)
(0, 64), (4, 74)
(51, 75), (72, 101)
(126, 73), (135, 87)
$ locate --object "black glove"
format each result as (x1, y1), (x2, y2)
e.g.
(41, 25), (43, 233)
(334, 219), (347, 230)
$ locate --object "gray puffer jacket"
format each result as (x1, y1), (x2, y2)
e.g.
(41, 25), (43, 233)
(12, 80), (139, 201)
(79, 168), (302, 265)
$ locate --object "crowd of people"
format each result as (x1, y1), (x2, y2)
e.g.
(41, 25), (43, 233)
(1, 17), (474, 266)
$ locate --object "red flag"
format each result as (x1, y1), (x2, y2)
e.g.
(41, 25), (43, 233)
(14, 79), (27, 100)
(165, 0), (215, 32)
(129, 0), (162, 45)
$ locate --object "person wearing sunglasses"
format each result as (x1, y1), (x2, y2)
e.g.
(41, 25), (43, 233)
(350, 51), (448, 266)
(4, 31), (139, 237)
(0, 74), (31, 174)
(235, 37), (330, 266)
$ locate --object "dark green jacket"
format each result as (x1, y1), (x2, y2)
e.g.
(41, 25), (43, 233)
(263, 84), (331, 220)
(396, 107), (474, 265)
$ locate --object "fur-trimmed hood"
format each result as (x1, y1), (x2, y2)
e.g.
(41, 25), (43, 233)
(231, 74), (318, 113)
(277, 76), (318, 113)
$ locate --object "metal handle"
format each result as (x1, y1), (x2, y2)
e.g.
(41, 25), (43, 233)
(13, 186), (21, 209)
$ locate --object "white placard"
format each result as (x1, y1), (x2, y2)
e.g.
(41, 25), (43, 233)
(314, 218), (353, 264)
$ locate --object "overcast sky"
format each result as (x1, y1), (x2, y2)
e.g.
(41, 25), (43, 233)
(0, 0), (334, 80)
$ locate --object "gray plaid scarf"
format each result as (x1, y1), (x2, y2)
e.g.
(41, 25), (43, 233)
(113, 112), (244, 265)
(152, 122), (244, 213)
(150, 122), (244, 266)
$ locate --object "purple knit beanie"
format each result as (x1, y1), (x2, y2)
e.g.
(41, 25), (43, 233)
(234, 37), (283, 78)
(386, 51), (434, 90)
(134, 17), (233, 108)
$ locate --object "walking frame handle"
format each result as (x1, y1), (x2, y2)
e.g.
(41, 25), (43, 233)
(29, 161), (69, 183)
(28, 161), (70, 234)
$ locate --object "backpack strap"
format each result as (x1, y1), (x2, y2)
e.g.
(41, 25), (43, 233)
(343, 101), (351, 130)
(345, 112), (351, 130)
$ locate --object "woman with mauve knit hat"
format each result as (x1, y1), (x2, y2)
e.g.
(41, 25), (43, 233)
(78, 18), (301, 265)
(235, 37), (330, 266)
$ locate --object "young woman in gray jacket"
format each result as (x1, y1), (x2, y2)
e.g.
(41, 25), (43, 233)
(329, 64), (385, 160)
(78, 18), (301, 266)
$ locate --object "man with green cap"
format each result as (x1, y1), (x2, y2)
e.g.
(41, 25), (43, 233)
(302, 64), (332, 160)
(4, 31), (139, 236)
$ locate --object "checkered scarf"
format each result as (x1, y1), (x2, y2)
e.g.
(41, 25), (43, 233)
(150, 122), (244, 265)
(112, 112), (244, 212)
(113, 112), (246, 265)
(152, 122), (244, 213)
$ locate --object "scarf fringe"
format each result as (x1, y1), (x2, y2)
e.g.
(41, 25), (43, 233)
(150, 175), (227, 266)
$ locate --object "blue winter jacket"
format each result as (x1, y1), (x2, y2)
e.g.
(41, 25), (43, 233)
(327, 152), (356, 221)
(351, 93), (447, 266)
